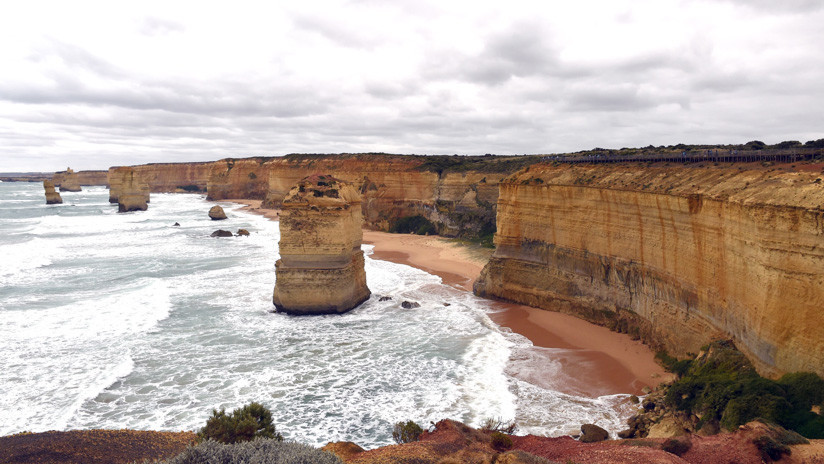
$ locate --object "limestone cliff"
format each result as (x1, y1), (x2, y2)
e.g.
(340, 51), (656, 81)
(43, 180), (63, 204)
(115, 168), (150, 212)
(206, 158), (272, 201)
(54, 168), (82, 192)
(273, 175), (370, 315)
(109, 162), (212, 195)
(474, 162), (824, 378)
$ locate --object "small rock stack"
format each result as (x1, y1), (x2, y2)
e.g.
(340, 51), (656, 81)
(43, 180), (63, 204)
(114, 167), (150, 212)
(273, 174), (371, 315)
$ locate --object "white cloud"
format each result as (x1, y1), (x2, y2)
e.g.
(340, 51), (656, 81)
(0, 0), (822, 171)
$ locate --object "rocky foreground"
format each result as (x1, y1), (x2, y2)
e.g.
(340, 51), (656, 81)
(3, 420), (823, 464)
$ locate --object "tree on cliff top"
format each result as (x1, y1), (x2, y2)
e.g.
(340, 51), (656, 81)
(197, 402), (283, 444)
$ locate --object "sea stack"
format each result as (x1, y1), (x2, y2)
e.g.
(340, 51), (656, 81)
(57, 168), (82, 192)
(116, 168), (150, 212)
(43, 180), (63, 204)
(273, 174), (371, 315)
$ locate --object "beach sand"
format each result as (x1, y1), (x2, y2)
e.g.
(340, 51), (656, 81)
(229, 199), (671, 397)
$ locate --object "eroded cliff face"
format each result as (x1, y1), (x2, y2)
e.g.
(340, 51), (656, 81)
(261, 154), (511, 238)
(112, 167), (150, 212)
(43, 180), (63, 204)
(206, 158), (271, 201)
(54, 168), (82, 192)
(474, 162), (824, 377)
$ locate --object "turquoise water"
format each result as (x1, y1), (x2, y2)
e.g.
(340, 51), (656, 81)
(0, 182), (632, 447)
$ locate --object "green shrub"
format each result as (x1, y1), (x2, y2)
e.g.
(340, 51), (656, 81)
(753, 435), (791, 462)
(390, 215), (436, 235)
(661, 438), (691, 456)
(490, 431), (513, 451)
(662, 340), (824, 438)
(392, 420), (423, 444)
(197, 402), (282, 444)
(159, 438), (342, 464)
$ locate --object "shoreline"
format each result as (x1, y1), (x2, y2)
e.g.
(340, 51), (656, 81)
(227, 199), (670, 397)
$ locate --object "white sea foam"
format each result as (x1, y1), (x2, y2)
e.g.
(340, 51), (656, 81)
(0, 184), (639, 447)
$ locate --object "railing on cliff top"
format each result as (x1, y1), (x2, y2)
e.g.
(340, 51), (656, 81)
(543, 147), (824, 165)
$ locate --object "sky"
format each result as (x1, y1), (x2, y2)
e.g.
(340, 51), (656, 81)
(1, 0), (823, 172)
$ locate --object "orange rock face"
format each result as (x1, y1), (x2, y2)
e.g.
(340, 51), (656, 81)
(54, 168), (82, 192)
(113, 167), (150, 212)
(272, 175), (371, 315)
(475, 163), (824, 377)
(43, 180), (63, 204)
(206, 158), (272, 201)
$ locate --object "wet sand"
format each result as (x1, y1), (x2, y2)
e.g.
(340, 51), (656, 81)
(228, 199), (670, 397)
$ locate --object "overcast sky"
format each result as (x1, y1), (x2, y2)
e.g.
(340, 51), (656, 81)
(1, 0), (822, 171)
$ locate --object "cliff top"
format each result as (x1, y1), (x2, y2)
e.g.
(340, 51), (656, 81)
(506, 160), (824, 209)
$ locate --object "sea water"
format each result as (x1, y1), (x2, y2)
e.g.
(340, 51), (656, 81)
(0, 182), (633, 447)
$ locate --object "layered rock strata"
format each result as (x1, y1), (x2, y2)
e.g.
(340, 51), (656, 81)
(474, 163), (824, 378)
(272, 175), (370, 315)
(54, 168), (82, 192)
(108, 162), (212, 195)
(43, 180), (63, 204)
(115, 168), (150, 212)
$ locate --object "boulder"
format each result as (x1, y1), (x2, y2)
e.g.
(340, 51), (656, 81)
(379, 296), (392, 301)
(272, 174), (371, 315)
(211, 230), (233, 237)
(208, 205), (227, 220)
(173, 222), (180, 227)
(579, 424), (609, 443)
(43, 180), (63, 204)
(401, 301), (421, 309)
(236, 229), (250, 236)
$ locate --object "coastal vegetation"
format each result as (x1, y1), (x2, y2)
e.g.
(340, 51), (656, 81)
(661, 340), (824, 438)
(197, 402), (282, 444)
(391, 420), (423, 444)
(158, 439), (343, 464)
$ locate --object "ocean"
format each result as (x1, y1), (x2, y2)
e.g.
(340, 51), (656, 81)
(0, 182), (633, 447)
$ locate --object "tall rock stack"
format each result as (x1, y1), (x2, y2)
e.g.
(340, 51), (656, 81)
(57, 168), (82, 192)
(43, 180), (63, 204)
(273, 174), (371, 315)
(107, 167), (126, 203)
(116, 168), (150, 212)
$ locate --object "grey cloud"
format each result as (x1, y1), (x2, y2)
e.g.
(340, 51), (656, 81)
(291, 14), (377, 48)
(139, 17), (185, 36)
(718, 0), (823, 13)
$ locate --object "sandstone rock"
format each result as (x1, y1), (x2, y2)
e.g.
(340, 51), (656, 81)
(402, 301), (421, 309)
(320, 441), (365, 461)
(473, 162), (824, 378)
(579, 424), (609, 443)
(55, 168), (81, 192)
(43, 180), (63, 204)
(272, 174), (371, 315)
(236, 229), (250, 236)
(208, 205), (227, 220)
(116, 168), (150, 212)
(379, 296), (392, 301)
(647, 416), (689, 438)
(210, 230), (233, 237)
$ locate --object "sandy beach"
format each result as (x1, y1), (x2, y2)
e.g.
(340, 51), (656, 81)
(229, 199), (670, 397)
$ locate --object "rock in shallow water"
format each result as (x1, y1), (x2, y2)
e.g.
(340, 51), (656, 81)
(210, 229), (233, 237)
(208, 205), (227, 220)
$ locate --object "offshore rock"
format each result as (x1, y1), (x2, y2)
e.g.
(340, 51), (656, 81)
(116, 168), (150, 212)
(109, 166), (150, 205)
(208, 205), (227, 220)
(579, 424), (609, 443)
(43, 180), (63, 204)
(236, 229), (250, 236)
(54, 168), (82, 192)
(272, 174), (370, 315)
(211, 229), (233, 237)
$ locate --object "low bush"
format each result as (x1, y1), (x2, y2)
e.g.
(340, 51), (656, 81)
(662, 340), (824, 438)
(159, 438), (342, 464)
(490, 431), (513, 451)
(392, 420), (423, 444)
(480, 417), (518, 434)
(753, 435), (791, 462)
(197, 402), (282, 444)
